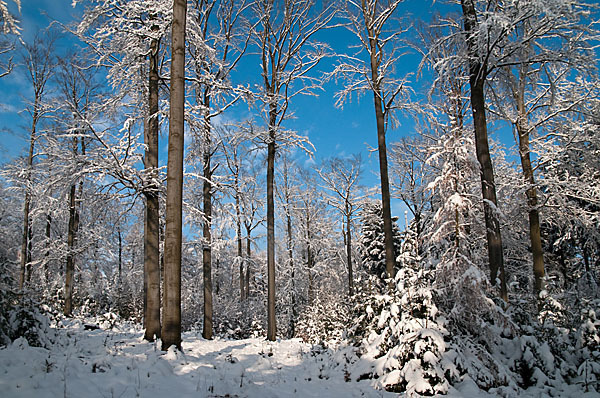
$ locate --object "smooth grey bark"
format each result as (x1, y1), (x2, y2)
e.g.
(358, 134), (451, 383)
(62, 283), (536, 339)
(162, 0), (187, 351)
(143, 23), (161, 342)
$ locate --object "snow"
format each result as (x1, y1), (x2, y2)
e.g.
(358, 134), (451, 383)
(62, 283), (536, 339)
(1, 321), (599, 397)
(0, 322), (396, 398)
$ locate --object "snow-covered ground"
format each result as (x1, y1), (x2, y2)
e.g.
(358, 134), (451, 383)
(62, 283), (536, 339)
(0, 320), (597, 397)
(0, 320), (396, 398)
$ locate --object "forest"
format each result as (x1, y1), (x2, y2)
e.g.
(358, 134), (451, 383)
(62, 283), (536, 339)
(0, 0), (599, 397)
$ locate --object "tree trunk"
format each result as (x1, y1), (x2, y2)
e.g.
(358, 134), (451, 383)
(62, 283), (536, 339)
(512, 64), (545, 301)
(462, 0), (507, 301)
(516, 117), (544, 300)
(368, 36), (396, 280)
(144, 25), (161, 342)
(202, 114), (213, 340)
(44, 212), (51, 283)
(64, 136), (84, 317)
(345, 207), (354, 296)
(162, 0), (187, 351)
(286, 189), (296, 337)
(118, 228), (123, 315)
(245, 230), (251, 298)
(26, 224), (32, 283)
(306, 205), (314, 303)
(235, 183), (244, 301)
(64, 182), (77, 317)
(266, 108), (277, 342)
(19, 115), (36, 291)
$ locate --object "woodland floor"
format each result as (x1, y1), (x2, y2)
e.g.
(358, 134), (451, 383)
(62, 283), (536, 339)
(0, 319), (396, 398)
(0, 319), (595, 397)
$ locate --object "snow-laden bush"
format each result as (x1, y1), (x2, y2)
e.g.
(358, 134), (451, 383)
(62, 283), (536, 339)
(349, 230), (454, 395)
(576, 299), (600, 392)
(295, 295), (350, 346)
(0, 286), (54, 348)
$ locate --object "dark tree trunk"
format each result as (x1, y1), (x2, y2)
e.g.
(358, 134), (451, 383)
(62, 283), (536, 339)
(511, 63), (545, 301)
(367, 32), (396, 280)
(118, 228), (123, 314)
(345, 202), (354, 296)
(202, 114), (213, 340)
(64, 136), (84, 317)
(461, 0), (507, 301)
(286, 191), (296, 337)
(44, 212), (51, 283)
(19, 117), (36, 290)
(306, 207), (314, 303)
(245, 230), (251, 298)
(118, 229), (122, 283)
(162, 0), (187, 351)
(516, 122), (544, 298)
(235, 184), (244, 300)
(64, 183), (77, 317)
(144, 25), (161, 342)
(266, 107), (277, 342)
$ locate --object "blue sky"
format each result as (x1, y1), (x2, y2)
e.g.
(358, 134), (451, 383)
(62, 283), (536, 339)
(0, 0), (464, 224)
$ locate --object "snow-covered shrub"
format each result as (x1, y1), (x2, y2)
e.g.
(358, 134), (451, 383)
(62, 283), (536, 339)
(348, 229), (454, 395)
(576, 299), (600, 392)
(0, 285), (54, 348)
(295, 295), (350, 346)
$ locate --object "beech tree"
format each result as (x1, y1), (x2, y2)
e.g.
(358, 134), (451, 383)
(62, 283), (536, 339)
(485, 0), (600, 300)
(162, 0), (187, 351)
(333, 0), (411, 279)
(445, 0), (600, 301)
(251, 0), (335, 341)
(318, 155), (363, 296)
(187, 0), (252, 340)
(74, 0), (172, 340)
(143, 14), (162, 341)
(54, 53), (99, 317)
(219, 126), (264, 302)
(18, 30), (57, 290)
(458, 0), (508, 300)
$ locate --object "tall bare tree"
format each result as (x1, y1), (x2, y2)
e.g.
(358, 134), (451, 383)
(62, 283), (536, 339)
(318, 155), (363, 296)
(334, 0), (411, 279)
(55, 53), (95, 317)
(251, 0), (334, 341)
(143, 17), (162, 342)
(459, 0), (508, 300)
(18, 31), (56, 290)
(187, 0), (252, 340)
(162, 0), (187, 350)
(485, 0), (600, 301)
